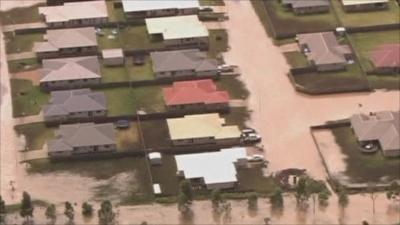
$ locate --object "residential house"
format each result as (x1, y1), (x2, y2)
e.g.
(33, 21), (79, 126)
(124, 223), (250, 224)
(47, 0), (98, 6)
(341, 0), (389, 12)
(40, 56), (101, 90)
(150, 49), (218, 79)
(43, 89), (107, 122)
(167, 113), (241, 146)
(369, 44), (400, 73)
(297, 32), (352, 71)
(33, 27), (98, 59)
(122, 0), (199, 19)
(175, 148), (247, 190)
(47, 123), (117, 157)
(281, 0), (330, 15)
(39, 1), (108, 28)
(101, 48), (125, 66)
(350, 111), (400, 157)
(163, 79), (229, 112)
(145, 15), (209, 49)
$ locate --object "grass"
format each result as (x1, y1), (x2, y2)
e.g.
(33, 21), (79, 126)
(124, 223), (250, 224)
(10, 79), (49, 117)
(116, 122), (141, 151)
(237, 167), (279, 194)
(97, 28), (123, 49)
(7, 58), (40, 73)
(0, 4), (43, 25)
(100, 65), (129, 83)
(224, 107), (251, 129)
(292, 63), (370, 94)
(99, 86), (165, 116)
(140, 120), (171, 149)
(120, 25), (165, 50)
(14, 122), (55, 151)
(4, 32), (43, 54)
(151, 154), (180, 196)
(208, 29), (229, 58)
(199, 0), (225, 6)
(106, 1), (126, 22)
(367, 74), (400, 90)
(283, 51), (309, 68)
(331, 0), (400, 27)
(126, 56), (155, 81)
(216, 77), (249, 100)
(331, 126), (400, 183)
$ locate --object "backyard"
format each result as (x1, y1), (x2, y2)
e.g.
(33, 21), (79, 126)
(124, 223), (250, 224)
(4, 32), (43, 54)
(116, 122), (141, 151)
(8, 58), (41, 73)
(283, 51), (309, 68)
(97, 28), (123, 49)
(120, 25), (165, 50)
(14, 122), (55, 151)
(10, 79), (49, 117)
(209, 29), (229, 58)
(101, 56), (155, 83)
(140, 120), (171, 149)
(216, 77), (249, 100)
(0, 3), (42, 25)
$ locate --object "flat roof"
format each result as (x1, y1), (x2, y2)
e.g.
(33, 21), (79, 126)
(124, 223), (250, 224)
(175, 148), (247, 186)
(145, 15), (208, 40)
(122, 0), (199, 13)
(341, 0), (388, 6)
(102, 48), (124, 58)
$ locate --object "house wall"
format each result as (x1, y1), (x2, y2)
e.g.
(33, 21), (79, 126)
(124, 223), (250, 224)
(293, 5), (330, 15)
(172, 136), (216, 146)
(167, 102), (229, 112)
(47, 17), (108, 28)
(373, 66), (400, 74)
(155, 69), (196, 79)
(163, 36), (209, 49)
(36, 46), (98, 59)
(196, 69), (219, 77)
(383, 148), (400, 157)
(316, 63), (346, 72)
(73, 144), (117, 154)
(41, 78), (101, 90)
(103, 57), (125, 66)
(342, 2), (388, 12)
(48, 150), (72, 157)
(215, 137), (241, 146)
(206, 181), (236, 190)
(125, 7), (198, 19)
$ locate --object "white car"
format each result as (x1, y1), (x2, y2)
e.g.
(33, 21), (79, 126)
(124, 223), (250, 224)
(247, 154), (265, 162)
(242, 128), (256, 135)
(244, 133), (262, 142)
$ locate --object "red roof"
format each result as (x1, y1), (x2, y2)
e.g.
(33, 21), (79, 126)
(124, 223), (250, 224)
(163, 79), (230, 106)
(370, 44), (400, 68)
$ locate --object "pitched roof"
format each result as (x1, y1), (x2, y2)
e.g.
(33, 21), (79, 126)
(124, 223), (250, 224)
(341, 0), (388, 6)
(163, 79), (229, 106)
(167, 113), (241, 140)
(145, 15), (208, 40)
(48, 123), (116, 152)
(151, 49), (217, 73)
(39, 1), (107, 23)
(282, 0), (329, 8)
(297, 32), (352, 66)
(122, 0), (199, 13)
(40, 56), (101, 82)
(350, 111), (400, 152)
(43, 89), (106, 117)
(34, 27), (97, 52)
(370, 44), (400, 68)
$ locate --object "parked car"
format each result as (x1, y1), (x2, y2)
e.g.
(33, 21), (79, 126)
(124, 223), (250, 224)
(133, 56), (145, 65)
(247, 154), (265, 162)
(242, 128), (256, 135)
(115, 120), (130, 129)
(217, 64), (235, 72)
(244, 133), (262, 143)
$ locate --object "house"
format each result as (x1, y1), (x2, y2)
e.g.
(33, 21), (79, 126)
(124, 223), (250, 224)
(175, 148), (247, 190)
(163, 79), (229, 112)
(150, 49), (218, 79)
(43, 89), (107, 122)
(33, 27), (98, 59)
(369, 44), (400, 73)
(122, 0), (199, 19)
(40, 56), (101, 90)
(145, 15), (209, 49)
(166, 113), (241, 146)
(341, 0), (389, 12)
(47, 0), (98, 6)
(101, 48), (124, 66)
(39, 1), (108, 28)
(297, 32), (352, 71)
(47, 123), (117, 157)
(281, 0), (330, 15)
(350, 111), (400, 157)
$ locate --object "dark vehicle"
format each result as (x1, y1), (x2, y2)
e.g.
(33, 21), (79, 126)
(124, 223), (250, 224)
(115, 120), (130, 129)
(133, 55), (145, 65)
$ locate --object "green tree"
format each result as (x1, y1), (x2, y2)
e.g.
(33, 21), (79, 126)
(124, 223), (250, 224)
(64, 202), (74, 223)
(82, 202), (93, 217)
(269, 187), (284, 209)
(295, 176), (310, 208)
(98, 201), (116, 225)
(211, 189), (223, 211)
(247, 193), (258, 210)
(45, 204), (56, 225)
(386, 182), (400, 204)
(19, 192), (34, 223)
(177, 192), (192, 220)
(338, 187), (349, 208)
(318, 189), (331, 208)
(179, 180), (193, 201)
(0, 196), (6, 224)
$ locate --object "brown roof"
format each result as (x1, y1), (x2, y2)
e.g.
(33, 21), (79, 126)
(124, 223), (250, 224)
(370, 44), (400, 68)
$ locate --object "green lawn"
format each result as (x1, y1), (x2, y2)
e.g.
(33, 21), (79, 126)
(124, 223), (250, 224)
(8, 58), (41, 73)
(126, 56), (155, 81)
(331, 0), (400, 27)
(97, 28), (123, 49)
(283, 51), (309, 68)
(199, 0), (225, 6)
(237, 167), (279, 194)
(4, 32), (43, 54)
(216, 77), (249, 100)
(14, 122), (55, 151)
(348, 30), (400, 72)
(116, 122), (141, 151)
(208, 29), (229, 58)
(100, 65), (129, 83)
(140, 120), (170, 149)
(120, 25), (165, 50)
(10, 79), (49, 117)
(224, 107), (251, 129)
(106, 1), (126, 22)
(331, 126), (400, 183)
(367, 74), (400, 90)
(99, 86), (165, 116)
(0, 4), (43, 25)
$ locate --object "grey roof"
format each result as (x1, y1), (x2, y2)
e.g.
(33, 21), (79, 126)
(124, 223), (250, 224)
(150, 49), (218, 73)
(282, 0), (330, 8)
(350, 111), (400, 152)
(34, 27), (97, 52)
(48, 123), (116, 152)
(40, 56), (101, 82)
(43, 89), (106, 117)
(297, 32), (352, 66)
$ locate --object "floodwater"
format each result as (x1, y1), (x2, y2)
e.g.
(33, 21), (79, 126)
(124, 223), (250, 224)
(0, 0), (45, 11)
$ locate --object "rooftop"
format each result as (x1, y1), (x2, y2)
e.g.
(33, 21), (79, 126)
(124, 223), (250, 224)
(341, 0), (388, 6)
(145, 15), (208, 40)
(163, 79), (229, 106)
(122, 0), (199, 13)
(282, 0), (330, 8)
(370, 44), (400, 68)
(167, 113), (241, 140)
(102, 48), (124, 59)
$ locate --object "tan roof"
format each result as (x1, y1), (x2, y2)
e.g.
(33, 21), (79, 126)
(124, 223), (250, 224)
(167, 113), (241, 140)
(34, 27), (97, 53)
(342, 0), (388, 6)
(39, 1), (108, 23)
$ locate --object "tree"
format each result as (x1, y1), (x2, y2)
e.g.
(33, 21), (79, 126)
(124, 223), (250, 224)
(338, 187), (349, 208)
(98, 201), (116, 225)
(82, 202), (94, 217)
(366, 183), (378, 214)
(386, 182), (400, 204)
(295, 176), (310, 208)
(0, 196), (6, 224)
(64, 202), (74, 223)
(179, 180), (193, 202)
(318, 189), (331, 208)
(269, 187), (283, 209)
(211, 189), (223, 211)
(45, 204), (56, 225)
(20, 192), (34, 223)
(247, 193), (258, 210)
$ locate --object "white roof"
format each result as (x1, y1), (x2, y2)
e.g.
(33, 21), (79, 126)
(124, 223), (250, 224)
(341, 0), (388, 6)
(153, 183), (161, 194)
(175, 148), (247, 187)
(102, 48), (124, 59)
(122, 0), (199, 13)
(145, 15), (208, 40)
(148, 152), (162, 159)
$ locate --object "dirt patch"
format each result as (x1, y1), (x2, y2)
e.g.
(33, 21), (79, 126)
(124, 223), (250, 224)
(11, 69), (42, 85)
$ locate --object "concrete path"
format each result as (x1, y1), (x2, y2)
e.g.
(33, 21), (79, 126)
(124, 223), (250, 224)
(7, 51), (35, 61)
(279, 43), (300, 53)
(19, 145), (48, 163)
(2, 22), (47, 33)
(13, 111), (44, 125)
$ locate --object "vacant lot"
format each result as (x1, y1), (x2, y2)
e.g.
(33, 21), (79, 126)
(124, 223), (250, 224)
(10, 79), (49, 117)
(8, 58), (41, 73)
(14, 122), (55, 151)
(0, 4), (42, 25)
(331, 0), (400, 27)
(283, 51), (309, 68)
(4, 32), (43, 54)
